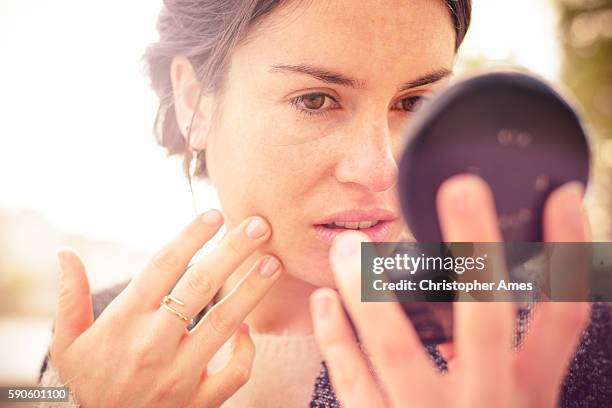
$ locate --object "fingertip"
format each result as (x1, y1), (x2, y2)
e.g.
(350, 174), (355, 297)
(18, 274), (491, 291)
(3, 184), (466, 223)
(558, 181), (585, 200)
(244, 216), (271, 240)
(436, 174), (491, 215)
(330, 231), (368, 259)
(258, 255), (282, 279)
(310, 288), (336, 321)
(311, 288), (350, 348)
(57, 245), (79, 255)
(57, 247), (80, 278)
(329, 232), (368, 288)
(201, 209), (223, 225)
(437, 173), (488, 199)
(547, 181), (585, 212)
(55, 247), (90, 298)
(234, 323), (255, 355)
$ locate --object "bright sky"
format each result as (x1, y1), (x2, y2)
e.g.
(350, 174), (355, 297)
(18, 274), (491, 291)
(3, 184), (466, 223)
(0, 0), (561, 252)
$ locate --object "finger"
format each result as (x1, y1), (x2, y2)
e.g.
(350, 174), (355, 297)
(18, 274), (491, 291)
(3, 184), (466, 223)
(51, 247), (94, 354)
(513, 302), (590, 406)
(180, 254), (281, 365)
(543, 182), (590, 300)
(311, 288), (387, 408)
(157, 216), (272, 331)
(193, 324), (255, 408)
(126, 209), (224, 309)
(436, 174), (503, 243)
(437, 175), (509, 301)
(437, 175), (515, 377)
(543, 181), (587, 242)
(330, 231), (439, 406)
(515, 182), (591, 405)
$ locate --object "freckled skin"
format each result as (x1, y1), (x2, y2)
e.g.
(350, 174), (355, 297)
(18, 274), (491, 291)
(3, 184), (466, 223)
(196, 0), (456, 332)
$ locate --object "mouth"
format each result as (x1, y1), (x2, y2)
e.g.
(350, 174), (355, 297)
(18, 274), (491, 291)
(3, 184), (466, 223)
(313, 209), (398, 244)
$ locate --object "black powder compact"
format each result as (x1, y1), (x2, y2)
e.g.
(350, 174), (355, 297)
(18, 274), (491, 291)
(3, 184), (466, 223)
(394, 71), (591, 345)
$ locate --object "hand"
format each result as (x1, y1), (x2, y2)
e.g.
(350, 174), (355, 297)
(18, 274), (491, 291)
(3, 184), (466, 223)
(311, 174), (591, 408)
(50, 211), (282, 408)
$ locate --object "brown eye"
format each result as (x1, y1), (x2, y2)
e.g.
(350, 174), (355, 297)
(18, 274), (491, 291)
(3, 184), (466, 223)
(290, 92), (339, 117)
(302, 94), (326, 110)
(394, 95), (426, 112)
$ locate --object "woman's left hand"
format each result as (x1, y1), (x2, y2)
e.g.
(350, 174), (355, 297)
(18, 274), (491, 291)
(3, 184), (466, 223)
(311, 174), (591, 408)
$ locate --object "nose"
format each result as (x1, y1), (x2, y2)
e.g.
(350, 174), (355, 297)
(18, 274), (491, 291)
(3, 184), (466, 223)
(333, 120), (398, 193)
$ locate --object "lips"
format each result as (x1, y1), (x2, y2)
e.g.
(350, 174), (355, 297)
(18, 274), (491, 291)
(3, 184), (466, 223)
(323, 220), (380, 229)
(314, 209), (398, 244)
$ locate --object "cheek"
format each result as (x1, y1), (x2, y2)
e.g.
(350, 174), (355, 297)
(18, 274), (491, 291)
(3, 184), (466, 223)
(206, 112), (331, 227)
(206, 123), (337, 287)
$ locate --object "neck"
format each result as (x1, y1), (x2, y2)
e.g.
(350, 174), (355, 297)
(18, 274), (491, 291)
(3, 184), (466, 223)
(218, 252), (318, 335)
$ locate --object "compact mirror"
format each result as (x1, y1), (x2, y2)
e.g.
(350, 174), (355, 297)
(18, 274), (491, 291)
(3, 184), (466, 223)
(395, 71), (591, 345)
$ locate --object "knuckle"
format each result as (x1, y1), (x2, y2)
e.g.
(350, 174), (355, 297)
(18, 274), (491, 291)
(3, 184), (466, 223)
(240, 275), (260, 295)
(151, 247), (180, 272)
(131, 337), (164, 370)
(228, 362), (252, 386)
(184, 270), (214, 298)
(153, 373), (184, 403)
(206, 311), (236, 337)
(112, 376), (135, 402)
(224, 237), (243, 258)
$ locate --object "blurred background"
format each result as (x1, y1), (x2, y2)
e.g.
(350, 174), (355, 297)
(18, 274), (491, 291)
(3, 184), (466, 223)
(0, 0), (610, 386)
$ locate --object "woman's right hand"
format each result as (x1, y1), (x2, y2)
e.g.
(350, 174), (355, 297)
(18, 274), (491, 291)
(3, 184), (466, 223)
(49, 210), (282, 408)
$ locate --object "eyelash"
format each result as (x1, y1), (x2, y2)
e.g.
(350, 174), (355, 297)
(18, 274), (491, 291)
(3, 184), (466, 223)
(289, 93), (339, 118)
(289, 92), (427, 118)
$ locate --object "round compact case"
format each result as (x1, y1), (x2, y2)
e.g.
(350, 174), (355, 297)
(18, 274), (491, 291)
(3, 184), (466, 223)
(398, 71), (591, 244)
(394, 71), (591, 345)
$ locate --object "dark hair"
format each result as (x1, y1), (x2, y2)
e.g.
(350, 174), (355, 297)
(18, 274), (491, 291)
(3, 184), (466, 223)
(144, 0), (472, 180)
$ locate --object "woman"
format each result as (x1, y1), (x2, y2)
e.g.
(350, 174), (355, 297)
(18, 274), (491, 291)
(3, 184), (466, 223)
(39, 0), (611, 407)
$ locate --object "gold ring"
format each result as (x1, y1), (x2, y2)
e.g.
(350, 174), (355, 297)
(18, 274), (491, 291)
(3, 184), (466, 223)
(160, 295), (194, 325)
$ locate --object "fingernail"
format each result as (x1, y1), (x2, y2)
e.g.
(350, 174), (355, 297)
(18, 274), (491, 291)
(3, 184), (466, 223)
(201, 209), (222, 225)
(332, 232), (363, 257)
(259, 256), (280, 278)
(313, 291), (331, 319)
(245, 217), (268, 239)
(441, 174), (486, 215)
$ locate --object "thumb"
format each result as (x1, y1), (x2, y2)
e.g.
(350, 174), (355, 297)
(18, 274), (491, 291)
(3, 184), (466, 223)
(329, 230), (369, 282)
(52, 247), (94, 353)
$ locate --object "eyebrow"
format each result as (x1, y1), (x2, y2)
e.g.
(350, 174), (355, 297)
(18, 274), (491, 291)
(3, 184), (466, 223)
(397, 68), (453, 92)
(269, 63), (452, 91)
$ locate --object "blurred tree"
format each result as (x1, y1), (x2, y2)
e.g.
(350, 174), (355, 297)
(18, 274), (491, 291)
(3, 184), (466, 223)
(557, 0), (612, 238)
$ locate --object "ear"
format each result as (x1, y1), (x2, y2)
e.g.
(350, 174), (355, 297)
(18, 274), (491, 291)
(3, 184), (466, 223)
(170, 56), (214, 151)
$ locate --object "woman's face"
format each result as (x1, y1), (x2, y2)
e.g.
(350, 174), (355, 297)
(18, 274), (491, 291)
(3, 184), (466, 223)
(204, 0), (456, 287)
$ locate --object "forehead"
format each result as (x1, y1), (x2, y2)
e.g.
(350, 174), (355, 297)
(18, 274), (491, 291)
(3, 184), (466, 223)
(233, 0), (456, 84)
